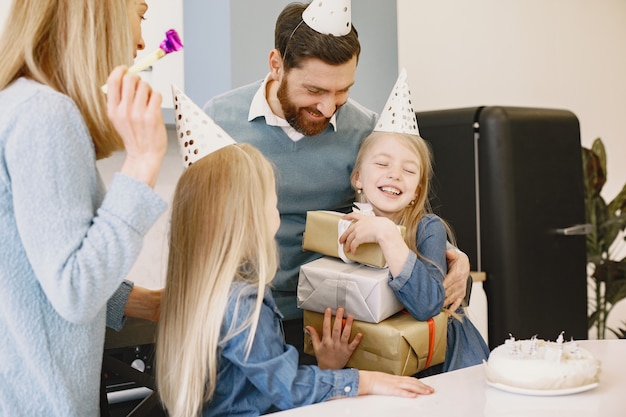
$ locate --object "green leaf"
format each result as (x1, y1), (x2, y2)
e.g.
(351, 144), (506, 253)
(582, 137), (626, 338)
(581, 146), (606, 198)
(601, 214), (625, 253)
(607, 183), (626, 219)
(588, 310), (600, 330)
(608, 323), (626, 339)
(585, 195), (609, 258)
(604, 260), (626, 305)
(591, 137), (607, 179)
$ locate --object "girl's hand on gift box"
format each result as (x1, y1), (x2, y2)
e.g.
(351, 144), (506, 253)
(306, 307), (362, 370)
(339, 212), (410, 277)
(357, 370), (435, 397)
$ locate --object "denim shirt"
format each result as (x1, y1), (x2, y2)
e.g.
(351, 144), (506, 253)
(203, 281), (359, 417)
(388, 214), (448, 321)
(389, 214), (490, 372)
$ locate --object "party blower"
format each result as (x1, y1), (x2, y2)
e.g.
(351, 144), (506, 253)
(101, 29), (183, 93)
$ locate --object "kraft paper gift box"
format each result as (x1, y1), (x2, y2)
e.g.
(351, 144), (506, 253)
(302, 210), (405, 268)
(303, 309), (448, 376)
(297, 256), (404, 323)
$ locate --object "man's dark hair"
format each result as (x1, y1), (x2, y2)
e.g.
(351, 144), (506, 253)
(275, 2), (361, 71)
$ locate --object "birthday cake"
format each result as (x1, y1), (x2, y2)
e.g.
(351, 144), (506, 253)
(484, 334), (601, 390)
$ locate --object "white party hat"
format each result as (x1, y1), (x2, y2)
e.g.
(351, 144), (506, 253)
(172, 85), (236, 168)
(302, 0), (352, 36)
(374, 68), (420, 136)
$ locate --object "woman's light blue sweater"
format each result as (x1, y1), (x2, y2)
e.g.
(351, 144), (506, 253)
(0, 78), (166, 416)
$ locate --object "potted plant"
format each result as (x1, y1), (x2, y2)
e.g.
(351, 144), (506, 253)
(582, 138), (626, 339)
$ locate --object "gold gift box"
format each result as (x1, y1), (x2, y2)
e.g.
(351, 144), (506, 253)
(302, 211), (405, 268)
(303, 309), (448, 376)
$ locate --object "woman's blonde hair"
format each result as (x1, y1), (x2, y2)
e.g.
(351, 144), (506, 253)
(0, 0), (135, 159)
(156, 144), (279, 417)
(351, 131), (456, 254)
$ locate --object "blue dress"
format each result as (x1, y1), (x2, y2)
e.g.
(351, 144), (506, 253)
(387, 214), (490, 374)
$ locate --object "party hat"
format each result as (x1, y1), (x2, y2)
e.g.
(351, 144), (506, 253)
(374, 68), (420, 136)
(172, 85), (236, 168)
(302, 0), (352, 36)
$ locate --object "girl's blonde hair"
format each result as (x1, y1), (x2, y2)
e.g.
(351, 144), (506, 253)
(156, 144), (279, 417)
(0, 0), (135, 159)
(351, 131), (456, 254)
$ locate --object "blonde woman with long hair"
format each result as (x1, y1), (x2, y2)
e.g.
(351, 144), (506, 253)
(339, 130), (490, 376)
(156, 143), (434, 417)
(0, 1), (167, 416)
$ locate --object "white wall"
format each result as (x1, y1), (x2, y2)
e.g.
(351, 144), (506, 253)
(397, 0), (626, 201)
(397, 0), (626, 338)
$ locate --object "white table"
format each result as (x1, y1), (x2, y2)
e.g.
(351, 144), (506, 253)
(270, 340), (625, 417)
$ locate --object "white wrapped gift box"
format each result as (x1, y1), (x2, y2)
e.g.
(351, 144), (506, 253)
(297, 256), (404, 323)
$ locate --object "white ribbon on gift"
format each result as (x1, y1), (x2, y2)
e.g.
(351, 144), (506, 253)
(336, 203), (376, 263)
(336, 220), (355, 264)
(353, 202), (375, 215)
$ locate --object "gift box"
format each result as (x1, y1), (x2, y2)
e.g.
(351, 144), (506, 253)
(298, 256), (404, 323)
(302, 210), (405, 268)
(304, 309), (448, 376)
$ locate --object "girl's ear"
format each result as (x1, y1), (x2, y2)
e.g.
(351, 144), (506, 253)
(412, 184), (420, 203)
(354, 172), (362, 190)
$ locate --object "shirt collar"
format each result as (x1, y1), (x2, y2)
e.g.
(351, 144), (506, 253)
(248, 74), (338, 141)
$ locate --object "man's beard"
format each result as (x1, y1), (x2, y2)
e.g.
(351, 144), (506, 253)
(277, 78), (331, 137)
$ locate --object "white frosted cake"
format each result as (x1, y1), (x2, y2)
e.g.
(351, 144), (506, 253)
(484, 335), (601, 390)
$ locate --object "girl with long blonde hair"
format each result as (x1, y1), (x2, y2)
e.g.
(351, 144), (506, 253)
(339, 130), (490, 376)
(157, 143), (435, 417)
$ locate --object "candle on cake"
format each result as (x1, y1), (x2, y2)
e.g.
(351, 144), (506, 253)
(101, 29), (183, 93)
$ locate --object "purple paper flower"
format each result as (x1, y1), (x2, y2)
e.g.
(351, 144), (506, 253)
(160, 29), (184, 54)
